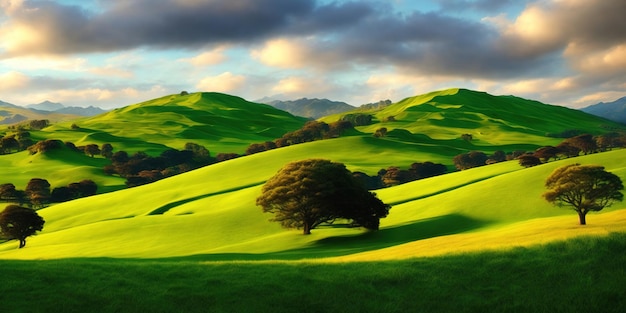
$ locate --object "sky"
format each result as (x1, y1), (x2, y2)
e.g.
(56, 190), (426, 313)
(0, 0), (625, 109)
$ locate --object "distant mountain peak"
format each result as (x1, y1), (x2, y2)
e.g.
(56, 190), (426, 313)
(263, 98), (354, 119)
(27, 100), (65, 111)
(581, 96), (626, 124)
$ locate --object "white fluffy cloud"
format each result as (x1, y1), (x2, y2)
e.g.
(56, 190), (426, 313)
(179, 46), (229, 66)
(196, 72), (246, 93)
(0, 71), (30, 91)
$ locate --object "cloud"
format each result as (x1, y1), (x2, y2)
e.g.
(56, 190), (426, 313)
(252, 39), (308, 68)
(271, 76), (339, 99)
(0, 0), (312, 56)
(0, 71), (30, 91)
(196, 72), (246, 93)
(436, 0), (518, 12)
(180, 46), (228, 66)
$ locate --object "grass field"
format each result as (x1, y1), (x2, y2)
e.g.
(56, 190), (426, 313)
(1, 233), (624, 313)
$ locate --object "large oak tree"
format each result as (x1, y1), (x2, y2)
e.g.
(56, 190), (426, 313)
(0, 205), (45, 248)
(543, 164), (623, 225)
(257, 159), (390, 234)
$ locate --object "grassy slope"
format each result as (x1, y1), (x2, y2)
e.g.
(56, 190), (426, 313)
(32, 92), (309, 155)
(1, 148), (624, 260)
(0, 92), (308, 192)
(323, 88), (624, 148)
(0, 88), (624, 260)
(0, 147), (126, 193)
(2, 88), (622, 193)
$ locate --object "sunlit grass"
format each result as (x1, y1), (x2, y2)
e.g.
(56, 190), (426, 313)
(1, 233), (624, 313)
(1, 149), (624, 261)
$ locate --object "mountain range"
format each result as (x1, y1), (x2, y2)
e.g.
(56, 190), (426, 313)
(582, 96), (626, 124)
(262, 98), (354, 119)
(0, 100), (107, 124)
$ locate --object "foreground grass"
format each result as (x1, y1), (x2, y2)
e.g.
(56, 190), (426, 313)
(1, 233), (624, 313)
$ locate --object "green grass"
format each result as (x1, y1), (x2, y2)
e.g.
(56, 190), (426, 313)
(33, 92), (309, 155)
(0, 88), (625, 312)
(1, 148), (625, 260)
(0, 233), (624, 313)
(0, 88), (624, 261)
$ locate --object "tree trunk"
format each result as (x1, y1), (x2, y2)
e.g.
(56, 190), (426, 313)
(19, 238), (26, 248)
(303, 223), (311, 235)
(578, 211), (587, 225)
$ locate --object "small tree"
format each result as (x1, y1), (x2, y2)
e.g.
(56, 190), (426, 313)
(0, 205), (45, 248)
(518, 154), (542, 167)
(84, 144), (101, 157)
(374, 127), (387, 138)
(25, 178), (51, 209)
(543, 164), (623, 225)
(256, 159), (390, 234)
(101, 143), (114, 159)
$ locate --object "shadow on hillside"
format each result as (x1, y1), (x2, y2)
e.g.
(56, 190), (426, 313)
(167, 214), (490, 262)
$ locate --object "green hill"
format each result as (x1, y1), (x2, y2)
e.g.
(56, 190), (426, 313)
(323, 88), (623, 146)
(1, 88), (625, 260)
(35, 92), (309, 155)
(1, 145), (624, 260)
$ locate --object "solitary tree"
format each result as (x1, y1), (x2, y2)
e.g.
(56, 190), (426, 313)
(0, 205), (45, 248)
(543, 164), (623, 225)
(256, 159), (390, 234)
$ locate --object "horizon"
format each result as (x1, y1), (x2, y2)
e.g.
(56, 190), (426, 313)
(1, 0), (625, 109)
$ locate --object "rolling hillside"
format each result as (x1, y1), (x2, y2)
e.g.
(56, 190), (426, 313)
(35, 92), (309, 155)
(323, 88), (624, 146)
(0, 146), (624, 260)
(1, 88), (625, 260)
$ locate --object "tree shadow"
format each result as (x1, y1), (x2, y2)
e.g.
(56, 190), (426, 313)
(270, 213), (490, 259)
(162, 214), (491, 262)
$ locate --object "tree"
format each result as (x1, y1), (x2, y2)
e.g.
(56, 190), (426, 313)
(543, 164), (623, 225)
(101, 143), (114, 159)
(84, 144), (101, 157)
(563, 134), (597, 155)
(453, 151), (488, 170)
(518, 154), (542, 167)
(0, 136), (19, 154)
(374, 127), (387, 138)
(534, 146), (559, 163)
(0, 205), (45, 248)
(256, 159), (390, 234)
(25, 178), (51, 209)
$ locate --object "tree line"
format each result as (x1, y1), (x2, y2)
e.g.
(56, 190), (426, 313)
(244, 120), (354, 156)
(453, 132), (626, 170)
(353, 162), (448, 190)
(0, 178), (97, 209)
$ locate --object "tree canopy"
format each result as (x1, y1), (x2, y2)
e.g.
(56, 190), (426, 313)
(543, 164), (624, 225)
(0, 205), (45, 248)
(256, 159), (390, 234)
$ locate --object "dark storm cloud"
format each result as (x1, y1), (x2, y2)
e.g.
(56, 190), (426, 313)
(2, 0), (374, 54)
(553, 0), (626, 50)
(292, 9), (559, 78)
(5, 0), (624, 81)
